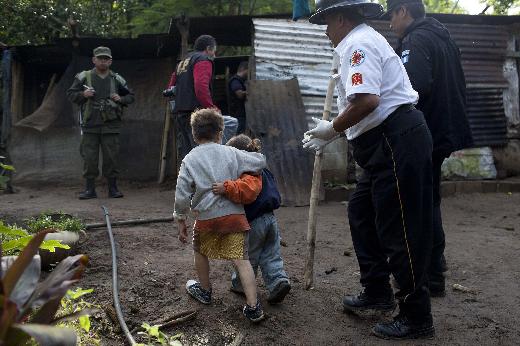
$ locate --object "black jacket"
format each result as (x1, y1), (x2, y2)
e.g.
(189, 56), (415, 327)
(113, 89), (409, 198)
(396, 17), (473, 157)
(173, 51), (214, 112)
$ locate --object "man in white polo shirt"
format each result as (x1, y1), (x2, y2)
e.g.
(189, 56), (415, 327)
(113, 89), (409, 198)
(304, 0), (434, 340)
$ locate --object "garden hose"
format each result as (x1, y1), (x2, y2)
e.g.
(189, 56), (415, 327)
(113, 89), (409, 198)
(101, 206), (137, 345)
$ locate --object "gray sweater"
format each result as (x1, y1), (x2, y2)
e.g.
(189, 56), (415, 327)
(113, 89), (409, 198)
(173, 142), (266, 221)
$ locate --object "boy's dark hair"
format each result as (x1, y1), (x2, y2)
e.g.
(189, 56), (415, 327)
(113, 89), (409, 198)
(226, 134), (261, 153)
(194, 35), (217, 52)
(237, 61), (249, 72)
(190, 108), (224, 142)
(402, 3), (425, 19)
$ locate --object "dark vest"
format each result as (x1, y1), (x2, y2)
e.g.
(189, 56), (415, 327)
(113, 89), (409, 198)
(228, 75), (246, 118)
(173, 51), (214, 112)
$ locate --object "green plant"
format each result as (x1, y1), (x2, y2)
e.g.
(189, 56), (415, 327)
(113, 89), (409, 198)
(0, 230), (90, 345)
(26, 212), (85, 234)
(136, 323), (182, 346)
(0, 221), (70, 256)
(0, 160), (15, 190)
(56, 288), (101, 346)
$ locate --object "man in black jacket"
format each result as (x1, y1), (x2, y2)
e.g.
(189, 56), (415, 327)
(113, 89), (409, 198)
(384, 0), (474, 296)
(167, 35), (219, 162)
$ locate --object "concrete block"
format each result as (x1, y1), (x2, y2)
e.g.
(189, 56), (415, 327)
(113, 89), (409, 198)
(496, 182), (520, 193)
(440, 182), (456, 197)
(481, 181), (498, 193)
(455, 181), (482, 194)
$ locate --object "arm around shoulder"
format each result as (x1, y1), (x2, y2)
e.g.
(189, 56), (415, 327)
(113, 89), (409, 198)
(235, 150), (266, 175)
(223, 174), (262, 204)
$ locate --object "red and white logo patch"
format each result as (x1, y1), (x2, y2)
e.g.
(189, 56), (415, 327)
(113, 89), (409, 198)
(350, 49), (365, 67)
(352, 73), (363, 86)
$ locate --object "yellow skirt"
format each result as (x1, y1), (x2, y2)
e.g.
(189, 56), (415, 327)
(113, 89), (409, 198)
(193, 230), (248, 260)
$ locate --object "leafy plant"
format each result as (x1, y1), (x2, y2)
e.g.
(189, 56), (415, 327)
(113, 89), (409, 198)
(0, 230), (90, 345)
(26, 212), (85, 234)
(56, 288), (101, 346)
(0, 160), (15, 190)
(136, 323), (182, 346)
(0, 221), (70, 256)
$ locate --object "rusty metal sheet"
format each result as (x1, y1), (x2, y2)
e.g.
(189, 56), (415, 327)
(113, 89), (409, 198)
(466, 88), (508, 146)
(245, 78), (313, 206)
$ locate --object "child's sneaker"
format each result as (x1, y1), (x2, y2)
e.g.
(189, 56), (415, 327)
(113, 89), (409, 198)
(242, 301), (265, 323)
(186, 280), (212, 305)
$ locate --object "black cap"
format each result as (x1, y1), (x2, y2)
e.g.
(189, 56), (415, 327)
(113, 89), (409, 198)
(309, 0), (384, 25)
(381, 0), (423, 20)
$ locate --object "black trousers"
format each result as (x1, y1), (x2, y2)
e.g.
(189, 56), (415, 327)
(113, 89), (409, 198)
(429, 154), (446, 285)
(348, 105), (433, 322)
(174, 111), (196, 162)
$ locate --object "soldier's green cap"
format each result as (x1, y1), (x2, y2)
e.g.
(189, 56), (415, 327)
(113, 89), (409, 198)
(93, 46), (112, 58)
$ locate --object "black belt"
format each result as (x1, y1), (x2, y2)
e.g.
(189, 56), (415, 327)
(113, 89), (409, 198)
(350, 104), (415, 148)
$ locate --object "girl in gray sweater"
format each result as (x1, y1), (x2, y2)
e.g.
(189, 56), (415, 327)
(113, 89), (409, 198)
(173, 108), (266, 322)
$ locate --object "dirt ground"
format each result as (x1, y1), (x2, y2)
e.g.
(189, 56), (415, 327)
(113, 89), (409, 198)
(1, 182), (520, 345)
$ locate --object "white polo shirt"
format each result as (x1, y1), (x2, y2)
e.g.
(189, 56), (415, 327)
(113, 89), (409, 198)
(333, 23), (419, 140)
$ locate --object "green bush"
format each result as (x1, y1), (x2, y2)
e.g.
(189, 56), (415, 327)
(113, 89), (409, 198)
(26, 211), (85, 234)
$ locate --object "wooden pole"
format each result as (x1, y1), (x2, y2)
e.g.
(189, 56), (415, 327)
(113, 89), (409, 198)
(158, 100), (171, 183)
(304, 59), (338, 290)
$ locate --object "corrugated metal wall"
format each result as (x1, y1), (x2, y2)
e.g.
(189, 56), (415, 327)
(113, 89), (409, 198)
(253, 18), (509, 147)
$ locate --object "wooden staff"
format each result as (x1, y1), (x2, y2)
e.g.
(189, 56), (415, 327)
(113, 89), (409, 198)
(304, 59), (338, 290)
(158, 100), (171, 183)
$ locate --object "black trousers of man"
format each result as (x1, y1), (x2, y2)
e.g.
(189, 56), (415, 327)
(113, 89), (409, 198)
(429, 154), (446, 288)
(348, 105), (433, 323)
(174, 111), (197, 162)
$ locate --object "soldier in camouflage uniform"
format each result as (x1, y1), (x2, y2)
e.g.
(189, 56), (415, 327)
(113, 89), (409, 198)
(67, 46), (134, 199)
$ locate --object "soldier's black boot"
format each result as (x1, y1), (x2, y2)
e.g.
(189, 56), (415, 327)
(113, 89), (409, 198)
(79, 179), (97, 200)
(372, 314), (435, 340)
(343, 289), (396, 314)
(108, 178), (123, 198)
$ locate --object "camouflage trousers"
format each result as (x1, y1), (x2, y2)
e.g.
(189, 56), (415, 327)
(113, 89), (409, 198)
(80, 133), (120, 179)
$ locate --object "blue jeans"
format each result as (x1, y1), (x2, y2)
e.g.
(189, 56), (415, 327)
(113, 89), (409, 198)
(222, 115), (238, 144)
(231, 213), (289, 293)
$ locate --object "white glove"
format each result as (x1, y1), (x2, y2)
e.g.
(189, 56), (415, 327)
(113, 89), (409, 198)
(302, 134), (339, 154)
(304, 117), (338, 141)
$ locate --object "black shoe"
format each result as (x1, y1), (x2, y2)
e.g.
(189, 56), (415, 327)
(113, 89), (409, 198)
(108, 178), (123, 198)
(243, 301), (265, 323)
(372, 314), (435, 340)
(79, 179), (97, 200)
(267, 281), (291, 304)
(343, 290), (396, 314)
(186, 280), (212, 305)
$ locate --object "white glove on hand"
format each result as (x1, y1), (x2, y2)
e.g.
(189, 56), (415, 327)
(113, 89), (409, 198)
(302, 134), (339, 154)
(304, 117), (338, 141)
